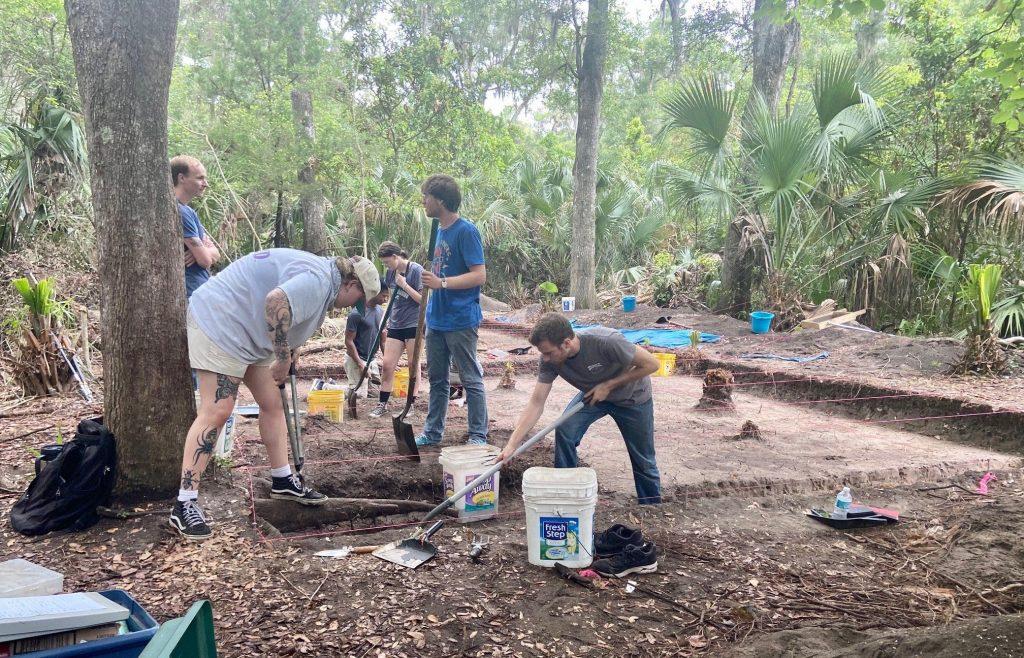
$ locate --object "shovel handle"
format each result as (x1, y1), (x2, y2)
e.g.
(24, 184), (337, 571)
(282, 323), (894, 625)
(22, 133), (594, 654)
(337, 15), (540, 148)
(419, 401), (586, 525)
(421, 520), (444, 542)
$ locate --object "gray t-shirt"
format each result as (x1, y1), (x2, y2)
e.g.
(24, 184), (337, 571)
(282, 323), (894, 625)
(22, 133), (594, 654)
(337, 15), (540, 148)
(190, 248), (341, 363)
(537, 327), (652, 406)
(384, 262), (423, 330)
(346, 304), (384, 360)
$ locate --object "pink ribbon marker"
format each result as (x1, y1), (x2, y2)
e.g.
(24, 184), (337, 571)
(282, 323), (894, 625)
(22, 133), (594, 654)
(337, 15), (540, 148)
(976, 472), (997, 494)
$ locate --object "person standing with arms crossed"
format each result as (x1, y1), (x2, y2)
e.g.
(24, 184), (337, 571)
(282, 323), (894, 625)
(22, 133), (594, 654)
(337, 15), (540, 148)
(371, 242), (424, 418)
(171, 155), (220, 298)
(415, 175), (489, 447)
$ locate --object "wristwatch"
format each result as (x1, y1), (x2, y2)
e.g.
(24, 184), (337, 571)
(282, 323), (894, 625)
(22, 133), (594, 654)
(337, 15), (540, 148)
(441, 277), (448, 289)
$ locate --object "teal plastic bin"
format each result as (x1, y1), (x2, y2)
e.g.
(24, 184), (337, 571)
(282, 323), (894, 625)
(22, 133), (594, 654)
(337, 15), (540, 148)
(622, 295), (637, 312)
(750, 311), (774, 334)
(139, 600), (216, 658)
(22, 590), (159, 658)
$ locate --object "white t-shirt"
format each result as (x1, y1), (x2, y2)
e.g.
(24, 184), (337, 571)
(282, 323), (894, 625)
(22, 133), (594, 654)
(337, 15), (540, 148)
(189, 248), (341, 363)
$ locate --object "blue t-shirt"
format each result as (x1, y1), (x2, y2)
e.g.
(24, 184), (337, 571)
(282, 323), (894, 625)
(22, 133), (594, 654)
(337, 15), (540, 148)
(180, 202), (211, 297)
(426, 217), (484, 332)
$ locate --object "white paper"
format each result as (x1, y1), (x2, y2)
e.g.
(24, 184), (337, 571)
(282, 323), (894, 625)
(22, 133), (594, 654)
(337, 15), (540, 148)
(0, 593), (106, 620)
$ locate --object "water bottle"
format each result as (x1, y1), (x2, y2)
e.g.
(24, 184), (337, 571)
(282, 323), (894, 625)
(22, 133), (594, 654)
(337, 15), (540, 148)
(833, 486), (852, 519)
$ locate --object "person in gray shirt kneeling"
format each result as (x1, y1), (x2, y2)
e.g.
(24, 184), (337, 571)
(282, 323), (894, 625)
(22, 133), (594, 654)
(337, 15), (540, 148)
(497, 313), (663, 504)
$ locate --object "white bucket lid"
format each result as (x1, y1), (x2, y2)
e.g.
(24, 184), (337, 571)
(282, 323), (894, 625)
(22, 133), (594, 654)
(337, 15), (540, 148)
(521, 467), (597, 494)
(438, 444), (499, 468)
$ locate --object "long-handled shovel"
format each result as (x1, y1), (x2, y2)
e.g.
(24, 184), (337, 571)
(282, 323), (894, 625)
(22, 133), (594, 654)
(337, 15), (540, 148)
(279, 360), (304, 480)
(373, 400), (586, 569)
(392, 217), (440, 461)
(346, 285), (399, 420)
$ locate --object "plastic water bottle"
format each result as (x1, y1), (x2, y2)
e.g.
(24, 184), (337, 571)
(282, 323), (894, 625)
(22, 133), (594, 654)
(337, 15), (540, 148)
(833, 486), (852, 519)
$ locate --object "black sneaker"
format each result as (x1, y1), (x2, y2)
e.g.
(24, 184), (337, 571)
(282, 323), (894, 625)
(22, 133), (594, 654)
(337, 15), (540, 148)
(591, 542), (658, 578)
(449, 385), (464, 400)
(271, 474), (329, 505)
(594, 523), (644, 558)
(169, 499), (212, 541)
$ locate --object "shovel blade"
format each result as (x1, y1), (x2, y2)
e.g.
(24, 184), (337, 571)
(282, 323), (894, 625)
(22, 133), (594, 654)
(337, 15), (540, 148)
(372, 538), (437, 569)
(392, 415), (421, 462)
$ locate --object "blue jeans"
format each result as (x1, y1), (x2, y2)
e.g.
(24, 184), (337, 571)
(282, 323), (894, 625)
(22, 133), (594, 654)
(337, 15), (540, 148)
(421, 327), (488, 443)
(555, 391), (662, 504)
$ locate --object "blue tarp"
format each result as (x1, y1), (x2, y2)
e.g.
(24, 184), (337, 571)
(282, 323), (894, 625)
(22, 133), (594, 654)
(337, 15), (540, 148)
(571, 322), (721, 348)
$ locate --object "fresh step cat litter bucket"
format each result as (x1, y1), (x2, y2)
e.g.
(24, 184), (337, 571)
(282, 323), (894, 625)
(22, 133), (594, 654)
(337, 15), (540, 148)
(438, 445), (501, 521)
(521, 467), (598, 568)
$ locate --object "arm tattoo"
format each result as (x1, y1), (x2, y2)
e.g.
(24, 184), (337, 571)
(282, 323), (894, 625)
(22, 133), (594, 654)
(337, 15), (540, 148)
(181, 469), (196, 489)
(192, 426), (218, 465)
(265, 289), (293, 360)
(214, 374), (240, 404)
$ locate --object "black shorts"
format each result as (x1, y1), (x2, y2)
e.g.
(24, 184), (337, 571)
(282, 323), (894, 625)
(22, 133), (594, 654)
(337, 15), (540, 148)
(387, 326), (418, 342)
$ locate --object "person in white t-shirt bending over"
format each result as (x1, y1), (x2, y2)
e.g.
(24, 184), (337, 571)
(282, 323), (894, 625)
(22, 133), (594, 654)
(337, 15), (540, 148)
(170, 249), (380, 540)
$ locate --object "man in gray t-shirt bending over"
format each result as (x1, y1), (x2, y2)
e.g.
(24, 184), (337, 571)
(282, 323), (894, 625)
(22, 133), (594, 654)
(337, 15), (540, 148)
(497, 313), (663, 504)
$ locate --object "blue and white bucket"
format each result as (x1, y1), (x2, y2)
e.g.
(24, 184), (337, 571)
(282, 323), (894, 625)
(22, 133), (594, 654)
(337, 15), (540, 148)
(522, 467), (598, 568)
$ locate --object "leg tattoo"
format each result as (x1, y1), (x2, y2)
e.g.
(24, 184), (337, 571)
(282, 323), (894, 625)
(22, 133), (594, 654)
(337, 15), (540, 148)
(181, 469), (196, 489)
(192, 426), (218, 466)
(214, 374), (240, 404)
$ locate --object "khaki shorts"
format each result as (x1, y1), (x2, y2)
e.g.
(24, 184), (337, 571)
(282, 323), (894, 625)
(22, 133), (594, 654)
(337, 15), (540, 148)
(187, 310), (274, 378)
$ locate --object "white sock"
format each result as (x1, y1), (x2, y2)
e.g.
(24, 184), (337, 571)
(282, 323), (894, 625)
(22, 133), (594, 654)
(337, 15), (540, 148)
(177, 490), (198, 503)
(270, 465), (292, 478)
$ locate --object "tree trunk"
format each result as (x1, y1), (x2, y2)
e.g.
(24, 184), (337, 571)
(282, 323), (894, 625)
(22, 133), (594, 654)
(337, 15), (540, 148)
(742, 0), (800, 124)
(665, 0), (685, 74)
(66, 0), (192, 500)
(292, 88), (329, 255)
(569, 0), (609, 310)
(716, 216), (756, 315)
(855, 9), (885, 69)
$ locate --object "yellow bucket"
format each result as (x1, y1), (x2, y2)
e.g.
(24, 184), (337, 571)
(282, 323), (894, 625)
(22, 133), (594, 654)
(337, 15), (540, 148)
(307, 389), (344, 422)
(393, 367), (410, 398)
(653, 353), (676, 377)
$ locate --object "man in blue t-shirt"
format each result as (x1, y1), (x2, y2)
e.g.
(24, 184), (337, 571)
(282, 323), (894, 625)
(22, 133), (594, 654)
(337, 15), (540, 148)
(171, 155), (220, 297)
(415, 174), (489, 446)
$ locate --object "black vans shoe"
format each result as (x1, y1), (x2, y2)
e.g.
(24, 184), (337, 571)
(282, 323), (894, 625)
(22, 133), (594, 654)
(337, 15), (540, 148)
(271, 474), (328, 505)
(594, 523), (644, 558)
(591, 542), (658, 578)
(169, 499), (212, 541)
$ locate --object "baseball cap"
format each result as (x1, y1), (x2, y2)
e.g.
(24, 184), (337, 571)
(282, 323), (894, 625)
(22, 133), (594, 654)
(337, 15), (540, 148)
(350, 256), (381, 313)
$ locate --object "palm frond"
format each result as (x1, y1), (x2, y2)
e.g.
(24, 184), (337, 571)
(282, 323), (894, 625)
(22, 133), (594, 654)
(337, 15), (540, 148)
(661, 74), (737, 170)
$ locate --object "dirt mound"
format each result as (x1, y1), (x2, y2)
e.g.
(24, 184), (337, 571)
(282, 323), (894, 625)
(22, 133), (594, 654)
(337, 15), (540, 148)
(726, 613), (1024, 657)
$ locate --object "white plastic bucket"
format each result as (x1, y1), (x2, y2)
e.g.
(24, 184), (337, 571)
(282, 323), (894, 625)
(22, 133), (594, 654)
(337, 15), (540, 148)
(521, 467), (598, 569)
(438, 445), (501, 521)
(562, 297), (576, 312)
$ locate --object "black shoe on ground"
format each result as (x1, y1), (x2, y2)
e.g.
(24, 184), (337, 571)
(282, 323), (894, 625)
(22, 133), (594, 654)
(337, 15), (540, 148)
(594, 523), (644, 558)
(169, 499), (212, 541)
(271, 474), (329, 505)
(591, 541), (658, 578)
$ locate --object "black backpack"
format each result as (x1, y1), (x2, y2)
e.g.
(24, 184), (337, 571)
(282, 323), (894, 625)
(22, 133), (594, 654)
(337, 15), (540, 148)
(10, 418), (117, 536)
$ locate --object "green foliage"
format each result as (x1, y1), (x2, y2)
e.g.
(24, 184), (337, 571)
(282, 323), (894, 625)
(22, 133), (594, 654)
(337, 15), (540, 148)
(963, 263), (1003, 328)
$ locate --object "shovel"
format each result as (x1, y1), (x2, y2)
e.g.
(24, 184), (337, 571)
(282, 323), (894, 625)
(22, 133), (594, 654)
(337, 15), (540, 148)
(392, 217), (440, 461)
(346, 402), (586, 569)
(372, 520), (445, 569)
(346, 284), (399, 420)
(278, 360), (304, 480)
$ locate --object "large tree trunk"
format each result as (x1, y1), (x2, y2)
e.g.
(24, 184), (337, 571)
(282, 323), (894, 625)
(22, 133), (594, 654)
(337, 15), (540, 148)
(716, 216), (757, 315)
(292, 88), (329, 255)
(665, 0), (685, 74)
(66, 0), (193, 500)
(569, 0), (609, 310)
(742, 0), (800, 124)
